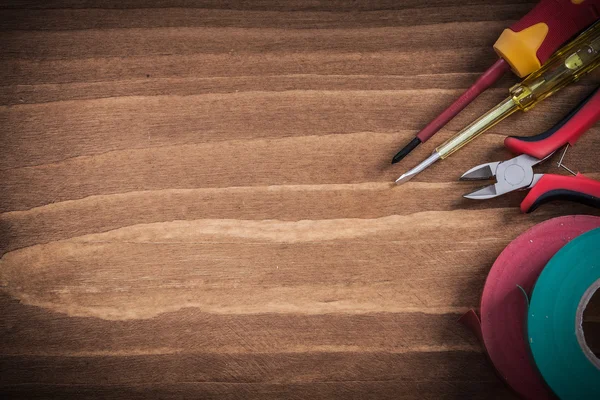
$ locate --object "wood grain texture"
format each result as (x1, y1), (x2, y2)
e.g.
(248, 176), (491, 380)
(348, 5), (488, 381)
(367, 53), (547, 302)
(1, 1), (600, 399)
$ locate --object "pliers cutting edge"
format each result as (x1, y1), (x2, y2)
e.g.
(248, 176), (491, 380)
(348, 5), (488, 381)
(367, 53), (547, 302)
(460, 87), (600, 213)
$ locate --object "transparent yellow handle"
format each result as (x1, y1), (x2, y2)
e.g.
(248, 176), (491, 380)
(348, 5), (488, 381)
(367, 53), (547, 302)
(510, 21), (600, 111)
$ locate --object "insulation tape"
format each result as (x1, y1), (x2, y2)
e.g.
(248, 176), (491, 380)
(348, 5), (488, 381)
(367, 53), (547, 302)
(460, 215), (600, 399)
(528, 227), (600, 399)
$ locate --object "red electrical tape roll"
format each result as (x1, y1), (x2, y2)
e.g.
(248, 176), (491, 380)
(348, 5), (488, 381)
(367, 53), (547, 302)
(460, 215), (600, 400)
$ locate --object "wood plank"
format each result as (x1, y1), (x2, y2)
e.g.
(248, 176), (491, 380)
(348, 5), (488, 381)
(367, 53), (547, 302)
(0, 294), (476, 355)
(0, 382), (514, 400)
(0, 209), (535, 318)
(0, 4), (531, 31)
(1, 1), (599, 399)
(0, 24), (508, 60)
(0, 352), (496, 385)
(0, 0), (536, 11)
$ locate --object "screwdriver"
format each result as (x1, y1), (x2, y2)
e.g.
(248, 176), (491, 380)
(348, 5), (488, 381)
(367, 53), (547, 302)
(396, 19), (600, 185)
(391, 0), (600, 165)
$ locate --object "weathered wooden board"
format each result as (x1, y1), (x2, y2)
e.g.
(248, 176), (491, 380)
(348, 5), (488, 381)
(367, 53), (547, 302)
(1, 1), (599, 399)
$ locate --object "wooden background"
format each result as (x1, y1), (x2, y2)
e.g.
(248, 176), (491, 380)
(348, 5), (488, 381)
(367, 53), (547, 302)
(1, 1), (599, 398)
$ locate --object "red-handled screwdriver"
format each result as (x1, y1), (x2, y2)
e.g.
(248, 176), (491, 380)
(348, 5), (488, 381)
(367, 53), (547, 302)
(391, 0), (600, 164)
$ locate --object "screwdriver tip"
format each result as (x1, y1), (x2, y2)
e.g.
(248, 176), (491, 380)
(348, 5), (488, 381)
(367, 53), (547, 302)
(395, 172), (415, 185)
(394, 152), (441, 185)
(391, 137), (421, 164)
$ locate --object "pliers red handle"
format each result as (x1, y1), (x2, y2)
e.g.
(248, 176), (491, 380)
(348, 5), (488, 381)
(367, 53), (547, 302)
(460, 87), (600, 213)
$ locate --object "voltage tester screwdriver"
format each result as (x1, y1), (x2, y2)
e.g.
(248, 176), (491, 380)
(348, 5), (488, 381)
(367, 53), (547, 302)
(396, 20), (600, 184)
(391, 0), (600, 165)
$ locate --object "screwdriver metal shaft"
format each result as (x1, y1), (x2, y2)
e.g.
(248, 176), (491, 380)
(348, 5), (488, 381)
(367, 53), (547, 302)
(395, 97), (517, 184)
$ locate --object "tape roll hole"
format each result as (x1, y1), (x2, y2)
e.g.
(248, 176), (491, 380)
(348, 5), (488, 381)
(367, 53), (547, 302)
(583, 285), (600, 358)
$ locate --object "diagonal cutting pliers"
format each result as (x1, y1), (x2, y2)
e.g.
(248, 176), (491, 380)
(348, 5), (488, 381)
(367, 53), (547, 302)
(460, 87), (600, 213)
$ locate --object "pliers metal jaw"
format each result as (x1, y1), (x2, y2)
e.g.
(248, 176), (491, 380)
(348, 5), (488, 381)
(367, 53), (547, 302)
(461, 154), (545, 199)
(459, 87), (600, 213)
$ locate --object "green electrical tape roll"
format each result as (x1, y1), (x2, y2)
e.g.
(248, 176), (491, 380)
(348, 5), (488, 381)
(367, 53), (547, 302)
(528, 227), (600, 399)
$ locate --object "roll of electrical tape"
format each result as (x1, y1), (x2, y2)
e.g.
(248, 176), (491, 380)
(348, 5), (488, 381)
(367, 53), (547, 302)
(528, 227), (600, 400)
(460, 215), (600, 400)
